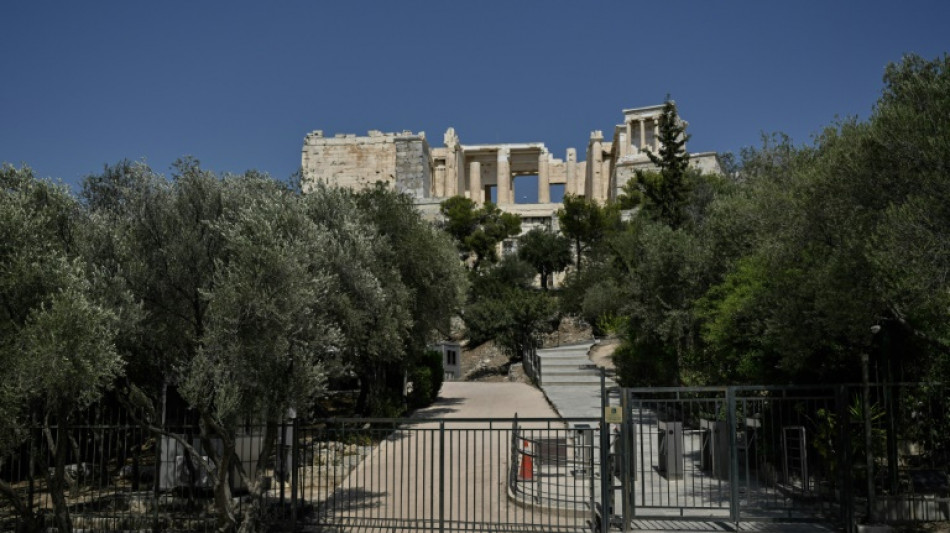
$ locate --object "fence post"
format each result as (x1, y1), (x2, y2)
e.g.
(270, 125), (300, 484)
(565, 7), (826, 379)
(837, 385), (854, 533)
(153, 382), (166, 533)
(727, 387), (740, 525)
(291, 417), (299, 528)
(280, 418), (287, 507)
(861, 354), (875, 523)
(620, 389), (631, 533)
(884, 383), (899, 495)
(28, 426), (36, 524)
(601, 425), (610, 533)
(600, 368), (610, 533)
(537, 351), (542, 387)
(439, 419), (445, 533)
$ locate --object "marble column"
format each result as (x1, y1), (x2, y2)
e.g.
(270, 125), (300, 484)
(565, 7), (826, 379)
(434, 164), (446, 197)
(445, 150), (457, 197)
(625, 120), (633, 156)
(538, 150), (550, 203)
(497, 148), (511, 205)
(565, 148), (577, 196)
(468, 161), (481, 204)
(653, 118), (661, 152)
(591, 138), (603, 201)
(639, 119), (647, 150)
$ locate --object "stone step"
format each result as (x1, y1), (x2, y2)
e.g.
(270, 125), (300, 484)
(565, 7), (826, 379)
(542, 371), (602, 378)
(543, 381), (618, 388)
(536, 354), (591, 361)
(537, 347), (594, 355)
(542, 376), (615, 385)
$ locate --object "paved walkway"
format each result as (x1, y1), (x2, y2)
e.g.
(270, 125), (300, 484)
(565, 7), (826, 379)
(304, 382), (591, 532)
(414, 381), (562, 420)
(535, 341), (618, 420)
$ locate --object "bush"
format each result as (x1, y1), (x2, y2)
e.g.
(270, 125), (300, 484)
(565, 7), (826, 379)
(408, 349), (444, 408)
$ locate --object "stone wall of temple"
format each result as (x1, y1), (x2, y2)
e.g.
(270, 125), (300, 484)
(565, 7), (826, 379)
(393, 135), (431, 198)
(301, 129), (427, 194)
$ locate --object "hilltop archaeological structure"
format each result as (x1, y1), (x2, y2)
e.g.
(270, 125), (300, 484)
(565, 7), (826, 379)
(301, 104), (722, 224)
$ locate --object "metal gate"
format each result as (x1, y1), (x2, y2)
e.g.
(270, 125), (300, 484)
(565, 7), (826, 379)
(613, 386), (845, 528)
(293, 417), (605, 532)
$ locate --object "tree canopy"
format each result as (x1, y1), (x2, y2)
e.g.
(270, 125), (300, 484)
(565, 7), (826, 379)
(0, 161), (468, 531)
(439, 196), (521, 270)
(517, 227), (572, 290)
(563, 54), (950, 387)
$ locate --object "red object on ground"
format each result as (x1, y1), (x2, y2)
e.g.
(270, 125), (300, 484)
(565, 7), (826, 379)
(518, 440), (534, 480)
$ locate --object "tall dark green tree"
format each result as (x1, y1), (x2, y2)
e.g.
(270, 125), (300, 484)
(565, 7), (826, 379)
(556, 193), (621, 271)
(517, 227), (572, 290)
(464, 256), (556, 361)
(621, 99), (693, 229)
(439, 196), (521, 270)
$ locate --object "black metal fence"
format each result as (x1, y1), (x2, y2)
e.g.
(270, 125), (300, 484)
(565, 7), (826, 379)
(1, 383), (946, 532)
(0, 416), (603, 532)
(616, 383), (950, 531)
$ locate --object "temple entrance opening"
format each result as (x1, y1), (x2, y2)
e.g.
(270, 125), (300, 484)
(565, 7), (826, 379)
(512, 174), (538, 204)
(485, 185), (498, 204)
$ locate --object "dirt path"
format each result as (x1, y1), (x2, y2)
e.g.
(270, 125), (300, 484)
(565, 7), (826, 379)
(588, 337), (619, 370)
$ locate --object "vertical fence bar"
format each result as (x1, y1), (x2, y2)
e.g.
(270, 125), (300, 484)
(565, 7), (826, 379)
(838, 385), (854, 533)
(291, 418), (299, 528)
(727, 387), (740, 525)
(439, 420), (445, 533)
(600, 368), (609, 533)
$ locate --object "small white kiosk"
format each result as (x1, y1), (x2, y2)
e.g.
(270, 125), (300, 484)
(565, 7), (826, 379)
(430, 341), (462, 381)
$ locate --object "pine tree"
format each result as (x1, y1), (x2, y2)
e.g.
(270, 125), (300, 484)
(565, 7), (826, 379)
(636, 98), (692, 229)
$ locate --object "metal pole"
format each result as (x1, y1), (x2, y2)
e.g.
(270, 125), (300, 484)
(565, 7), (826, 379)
(727, 387), (740, 525)
(862, 354), (875, 523)
(153, 381), (166, 533)
(621, 390), (631, 533)
(279, 418), (286, 506)
(600, 368), (610, 533)
(837, 385), (854, 533)
(291, 417), (299, 528)
(439, 420), (445, 533)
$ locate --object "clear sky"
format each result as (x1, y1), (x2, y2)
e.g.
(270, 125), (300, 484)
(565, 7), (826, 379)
(2, 2), (948, 197)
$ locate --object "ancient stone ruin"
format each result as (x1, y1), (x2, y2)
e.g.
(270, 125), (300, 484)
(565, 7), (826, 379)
(301, 104), (722, 224)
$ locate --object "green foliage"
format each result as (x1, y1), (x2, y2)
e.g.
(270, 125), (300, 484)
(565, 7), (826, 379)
(73, 162), (468, 529)
(695, 256), (773, 383)
(181, 176), (341, 427)
(356, 183), (467, 349)
(612, 334), (679, 387)
(607, 220), (706, 386)
(517, 227), (571, 290)
(575, 54), (950, 386)
(407, 349), (444, 408)
(556, 193), (621, 271)
(0, 165), (124, 423)
(0, 165), (126, 529)
(583, 279), (624, 336)
(439, 196), (521, 269)
(810, 397), (887, 490)
(464, 257), (557, 359)
(621, 99), (692, 229)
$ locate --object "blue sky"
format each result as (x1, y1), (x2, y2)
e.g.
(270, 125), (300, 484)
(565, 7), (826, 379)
(2, 2), (948, 198)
